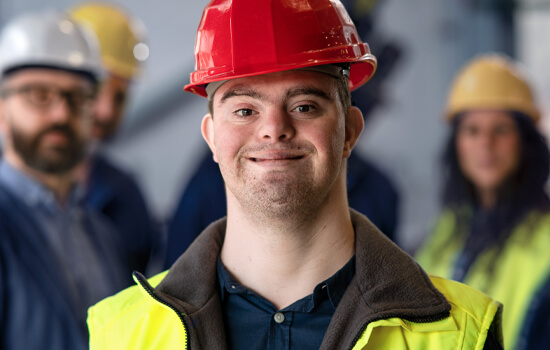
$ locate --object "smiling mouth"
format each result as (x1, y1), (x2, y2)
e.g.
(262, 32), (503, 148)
(250, 155), (305, 162)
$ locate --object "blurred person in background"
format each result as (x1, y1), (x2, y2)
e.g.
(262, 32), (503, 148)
(416, 53), (550, 350)
(0, 10), (129, 349)
(70, 2), (161, 276)
(88, 1), (502, 348)
(163, 0), (402, 269)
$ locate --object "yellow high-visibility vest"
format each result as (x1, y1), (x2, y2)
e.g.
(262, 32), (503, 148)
(88, 272), (501, 349)
(416, 210), (550, 349)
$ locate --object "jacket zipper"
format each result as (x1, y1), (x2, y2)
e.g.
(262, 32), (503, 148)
(134, 271), (190, 350)
(347, 310), (451, 350)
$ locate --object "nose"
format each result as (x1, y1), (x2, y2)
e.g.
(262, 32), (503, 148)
(259, 108), (296, 142)
(478, 130), (497, 149)
(48, 97), (72, 123)
(93, 91), (114, 122)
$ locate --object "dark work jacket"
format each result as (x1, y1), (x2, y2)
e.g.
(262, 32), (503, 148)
(96, 210), (499, 349)
(85, 154), (159, 277)
(0, 180), (128, 350)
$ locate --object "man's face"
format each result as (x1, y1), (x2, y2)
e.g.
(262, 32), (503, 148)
(0, 68), (95, 175)
(92, 74), (130, 141)
(456, 110), (521, 194)
(202, 70), (363, 219)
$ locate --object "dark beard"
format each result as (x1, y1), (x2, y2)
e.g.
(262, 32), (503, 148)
(11, 123), (86, 175)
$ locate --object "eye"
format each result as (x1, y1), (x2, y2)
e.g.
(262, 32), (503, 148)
(27, 86), (55, 106)
(114, 91), (127, 107)
(459, 125), (478, 137)
(66, 89), (95, 107)
(68, 92), (85, 106)
(234, 108), (256, 117)
(292, 104), (316, 113)
(494, 124), (515, 136)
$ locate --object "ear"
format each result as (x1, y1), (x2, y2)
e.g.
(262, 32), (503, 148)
(343, 106), (364, 158)
(201, 113), (218, 163)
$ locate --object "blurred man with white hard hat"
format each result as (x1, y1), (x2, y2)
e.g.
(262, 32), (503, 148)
(0, 10), (129, 349)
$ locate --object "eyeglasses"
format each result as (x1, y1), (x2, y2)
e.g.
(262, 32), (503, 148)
(0, 84), (97, 114)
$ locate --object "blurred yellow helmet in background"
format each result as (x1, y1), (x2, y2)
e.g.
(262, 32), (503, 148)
(70, 2), (148, 80)
(446, 53), (539, 123)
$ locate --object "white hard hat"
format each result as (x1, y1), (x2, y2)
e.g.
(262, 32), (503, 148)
(0, 10), (103, 82)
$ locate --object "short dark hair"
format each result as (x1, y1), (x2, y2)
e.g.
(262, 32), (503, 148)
(335, 71), (351, 115)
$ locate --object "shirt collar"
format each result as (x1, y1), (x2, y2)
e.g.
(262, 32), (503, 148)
(0, 159), (84, 211)
(217, 254), (356, 310)
(324, 254), (356, 308)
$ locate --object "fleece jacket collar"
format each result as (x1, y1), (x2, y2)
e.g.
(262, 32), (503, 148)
(153, 210), (451, 349)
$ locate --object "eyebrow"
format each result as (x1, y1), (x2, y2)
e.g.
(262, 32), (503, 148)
(219, 85), (332, 105)
(219, 88), (264, 104)
(285, 86), (331, 101)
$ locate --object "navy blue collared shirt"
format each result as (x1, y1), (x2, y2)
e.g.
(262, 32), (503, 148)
(217, 255), (356, 350)
(0, 160), (129, 349)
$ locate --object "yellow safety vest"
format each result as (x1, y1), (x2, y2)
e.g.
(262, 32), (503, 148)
(88, 273), (501, 349)
(416, 210), (550, 349)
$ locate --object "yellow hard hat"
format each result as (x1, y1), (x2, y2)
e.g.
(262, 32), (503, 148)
(445, 53), (540, 123)
(69, 2), (148, 80)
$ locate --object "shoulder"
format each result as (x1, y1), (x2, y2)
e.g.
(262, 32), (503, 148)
(352, 274), (502, 349)
(430, 275), (501, 322)
(89, 272), (166, 324)
(504, 210), (550, 250)
(430, 275), (503, 346)
(88, 155), (149, 205)
(92, 154), (123, 174)
(88, 272), (191, 349)
(91, 155), (138, 187)
(525, 210), (550, 231)
(416, 210), (460, 257)
(0, 180), (23, 209)
(380, 275), (502, 348)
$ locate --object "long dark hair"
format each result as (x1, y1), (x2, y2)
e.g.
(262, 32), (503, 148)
(441, 112), (550, 246)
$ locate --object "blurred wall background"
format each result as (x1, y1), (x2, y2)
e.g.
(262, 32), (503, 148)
(1, 0), (548, 252)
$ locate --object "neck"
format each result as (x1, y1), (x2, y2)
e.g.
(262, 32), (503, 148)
(221, 177), (355, 310)
(478, 188), (497, 209)
(4, 153), (75, 204)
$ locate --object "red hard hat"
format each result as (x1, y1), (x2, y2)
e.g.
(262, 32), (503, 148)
(184, 0), (377, 97)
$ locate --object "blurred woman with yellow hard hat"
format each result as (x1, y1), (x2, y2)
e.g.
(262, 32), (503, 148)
(416, 53), (550, 350)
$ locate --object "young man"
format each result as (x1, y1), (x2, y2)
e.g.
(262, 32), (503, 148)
(70, 2), (160, 276)
(0, 11), (129, 349)
(163, 1), (401, 270)
(88, 1), (503, 348)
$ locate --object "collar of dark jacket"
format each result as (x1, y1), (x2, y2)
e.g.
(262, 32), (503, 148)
(154, 209), (451, 349)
